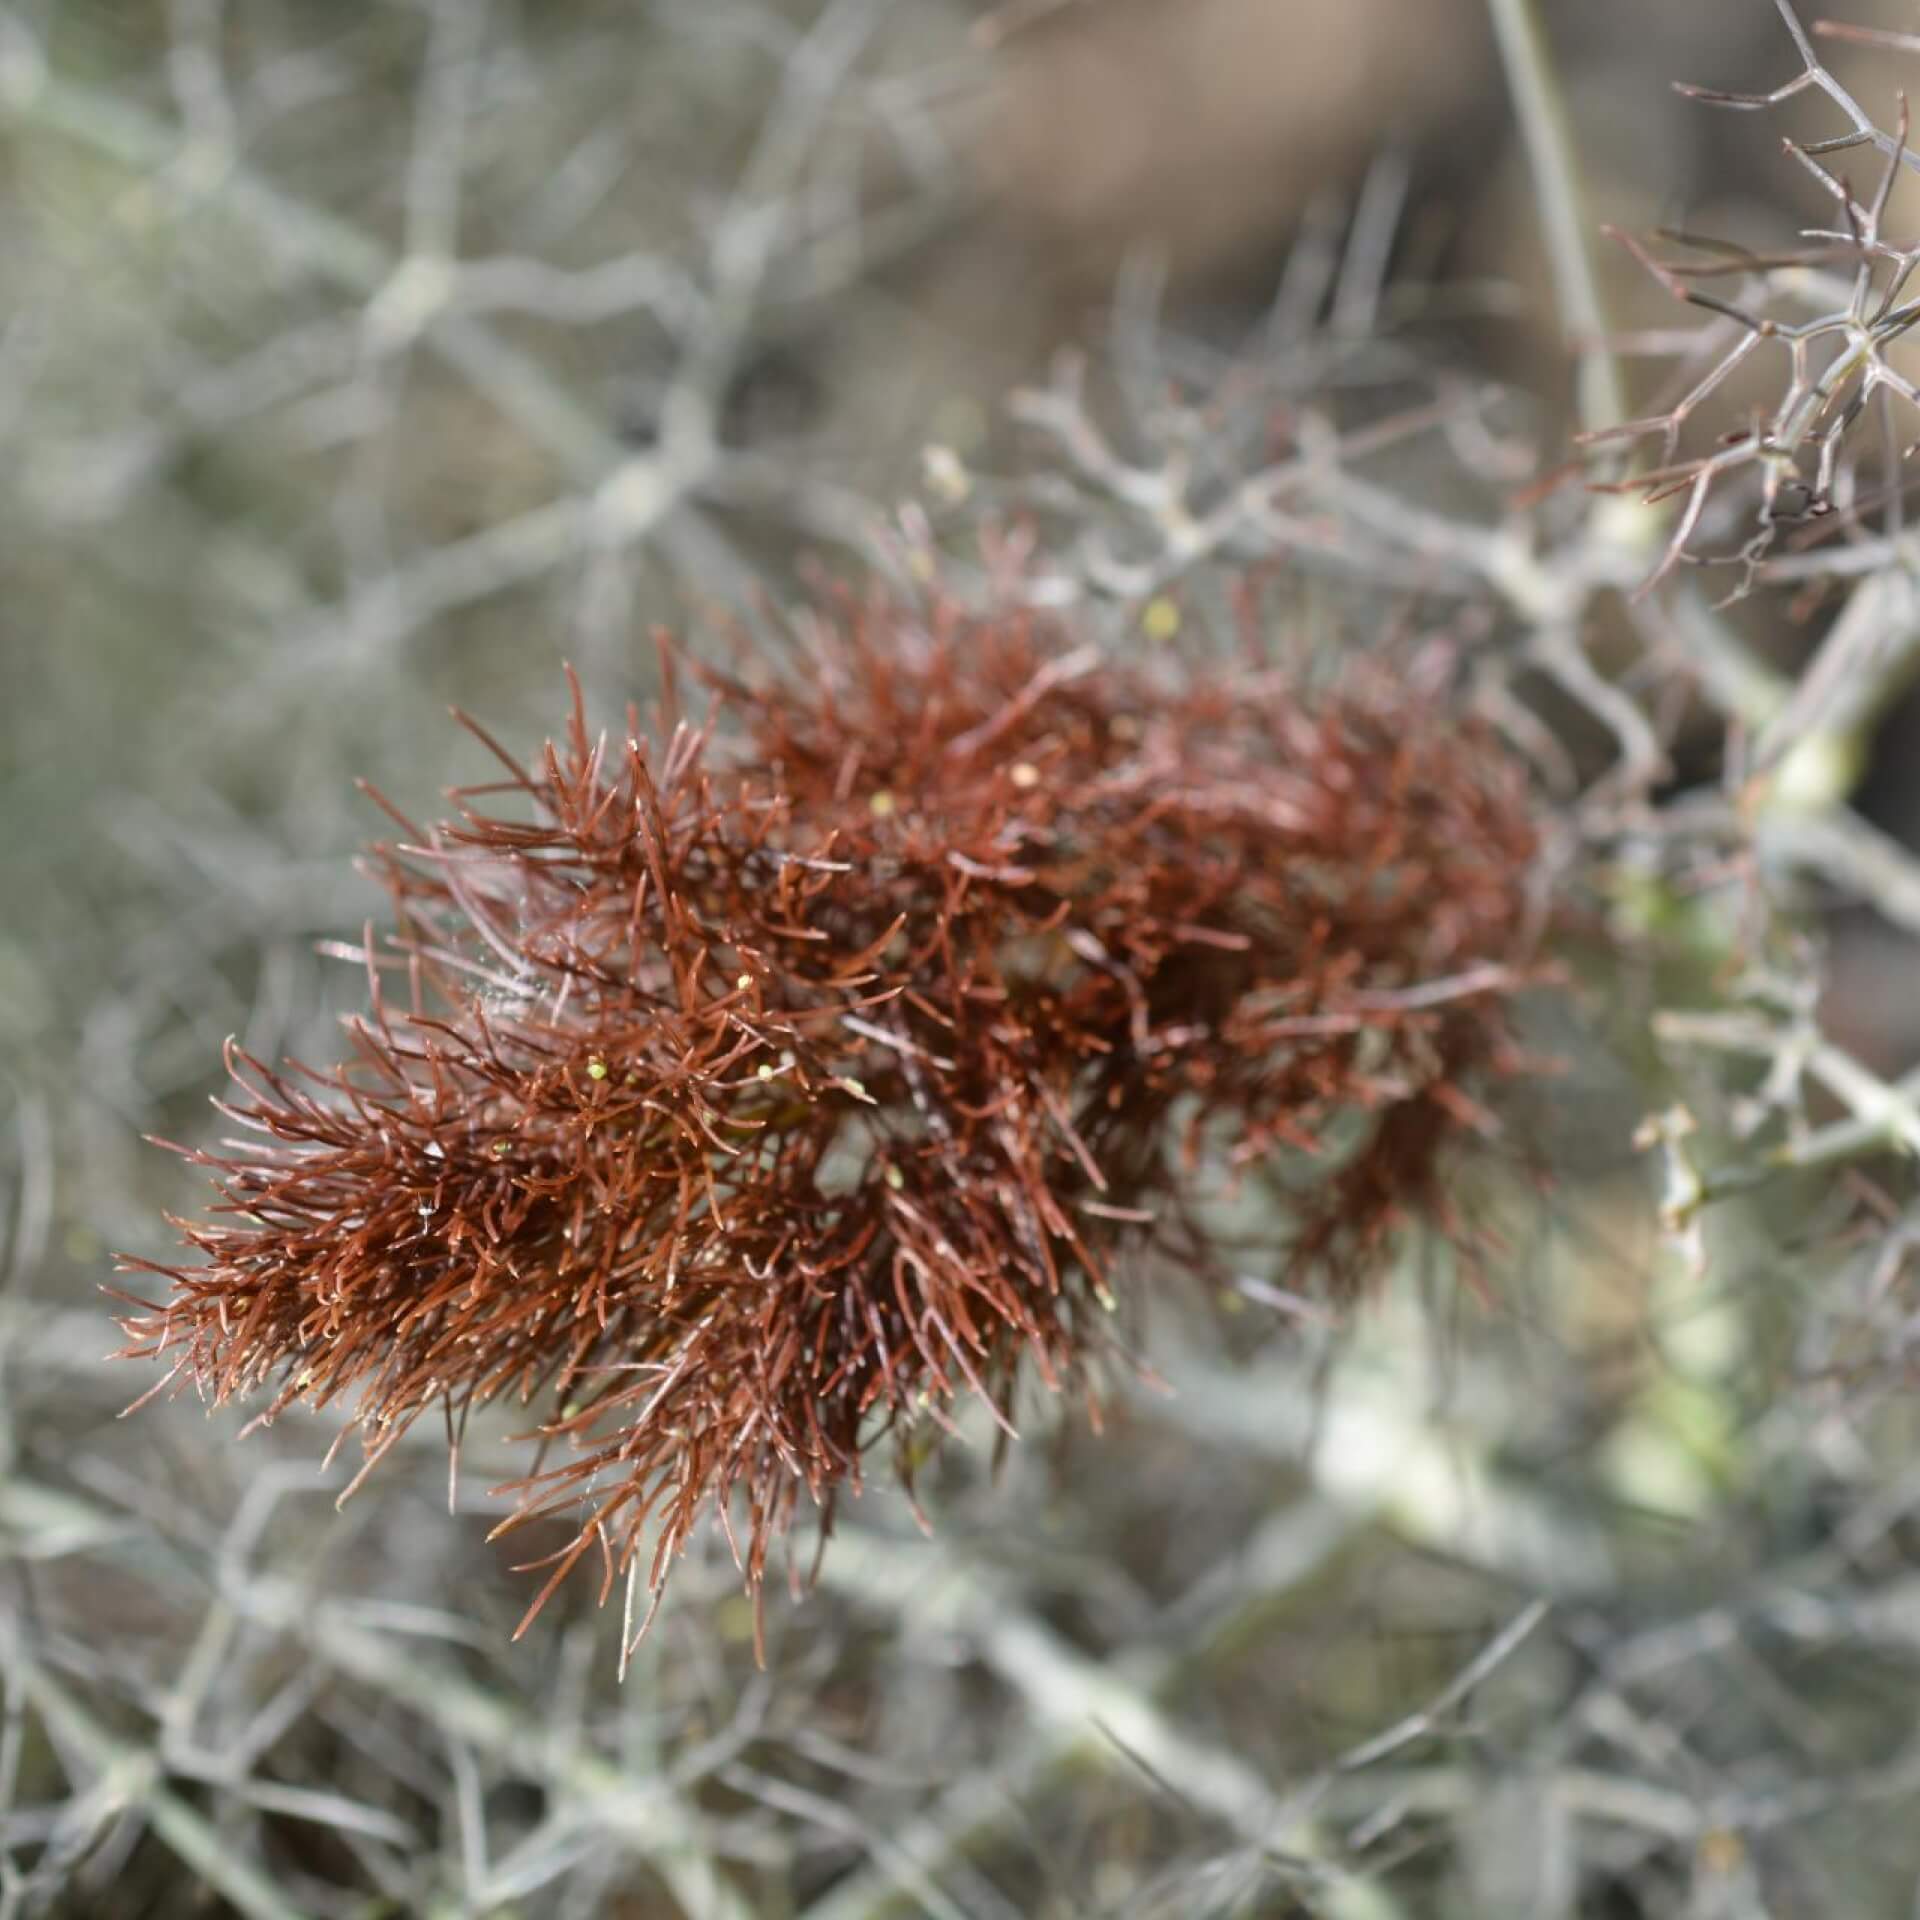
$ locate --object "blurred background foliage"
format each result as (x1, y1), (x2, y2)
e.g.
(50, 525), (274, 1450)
(9, 1), (1920, 1915)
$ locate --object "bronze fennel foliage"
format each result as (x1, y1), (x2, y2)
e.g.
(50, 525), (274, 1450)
(119, 591), (1552, 1649)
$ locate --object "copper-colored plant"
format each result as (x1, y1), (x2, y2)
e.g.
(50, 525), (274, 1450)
(119, 590), (1550, 1652)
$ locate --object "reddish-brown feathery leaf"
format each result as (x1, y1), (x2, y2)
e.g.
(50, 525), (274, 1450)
(119, 590), (1552, 1653)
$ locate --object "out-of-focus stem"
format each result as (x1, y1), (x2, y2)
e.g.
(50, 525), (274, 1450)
(811, 1524), (1407, 1920)
(1486, 0), (1627, 436)
(1754, 565), (1920, 810)
(3, 1649), (306, 1920)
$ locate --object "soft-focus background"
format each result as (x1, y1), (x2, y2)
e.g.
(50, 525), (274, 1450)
(10, 2), (1920, 1916)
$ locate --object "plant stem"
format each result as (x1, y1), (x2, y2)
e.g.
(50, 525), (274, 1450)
(1485, 0), (1626, 435)
(3, 1651), (309, 1920)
